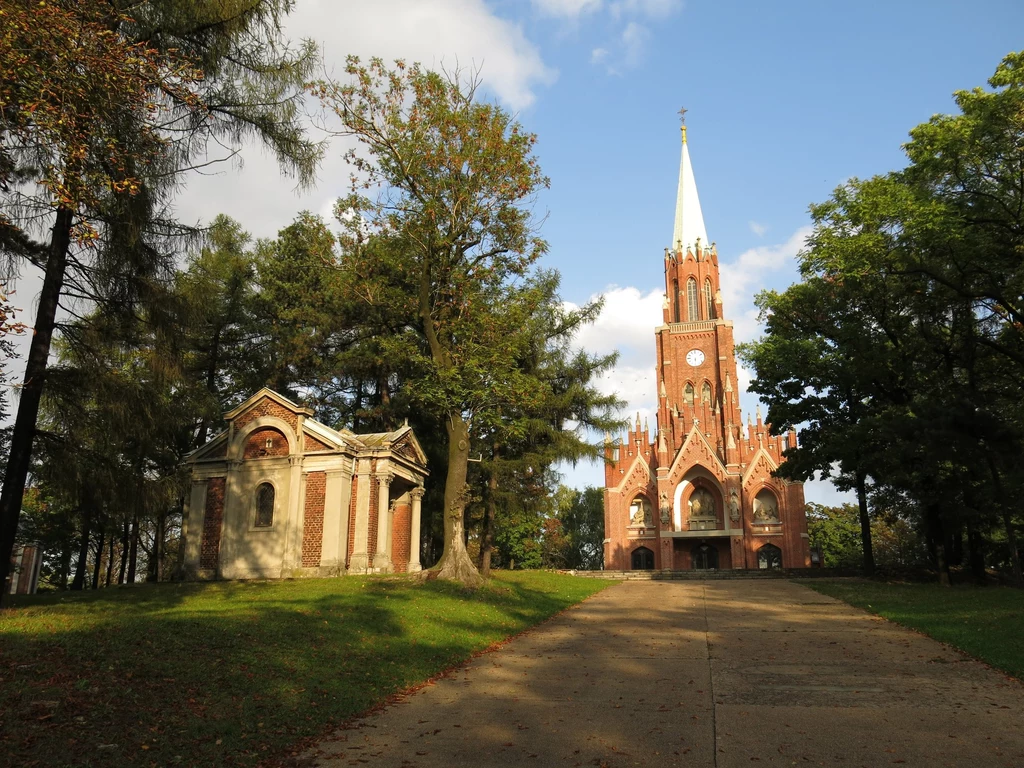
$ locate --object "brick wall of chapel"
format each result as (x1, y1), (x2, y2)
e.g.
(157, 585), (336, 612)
(199, 477), (226, 570)
(302, 471), (326, 567)
(391, 502), (411, 573)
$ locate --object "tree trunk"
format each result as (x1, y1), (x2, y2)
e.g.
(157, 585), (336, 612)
(0, 206), (73, 606)
(58, 541), (72, 590)
(428, 413), (483, 586)
(117, 519), (129, 584)
(71, 505), (93, 591)
(105, 530), (116, 587)
(91, 526), (105, 590)
(1000, 508), (1022, 587)
(147, 510), (165, 582)
(477, 445), (498, 577)
(126, 513), (139, 584)
(926, 504), (951, 586)
(985, 455), (1022, 586)
(966, 520), (986, 584)
(197, 328), (222, 445)
(855, 472), (875, 576)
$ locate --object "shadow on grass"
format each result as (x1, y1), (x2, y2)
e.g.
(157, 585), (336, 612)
(0, 572), (609, 767)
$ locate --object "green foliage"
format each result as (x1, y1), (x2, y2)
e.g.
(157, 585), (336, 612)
(740, 51), (1024, 584)
(806, 503), (864, 569)
(807, 503), (928, 571)
(546, 486), (605, 570)
(807, 581), (1024, 680)
(0, 572), (610, 766)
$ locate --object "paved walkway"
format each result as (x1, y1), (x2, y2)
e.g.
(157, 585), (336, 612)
(310, 580), (1024, 767)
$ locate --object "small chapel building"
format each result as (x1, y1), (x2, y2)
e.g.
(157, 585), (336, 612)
(182, 388), (428, 580)
(603, 125), (811, 571)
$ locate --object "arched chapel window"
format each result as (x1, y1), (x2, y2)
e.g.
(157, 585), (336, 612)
(701, 381), (712, 404)
(704, 279), (714, 320)
(758, 543), (782, 570)
(684, 382), (695, 407)
(687, 278), (699, 321)
(255, 483), (275, 528)
(672, 279), (680, 323)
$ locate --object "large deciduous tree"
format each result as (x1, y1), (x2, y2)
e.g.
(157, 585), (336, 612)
(741, 52), (1024, 585)
(0, 1), (320, 600)
(312, 59), (551, 585)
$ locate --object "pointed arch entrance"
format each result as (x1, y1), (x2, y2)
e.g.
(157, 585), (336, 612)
(631, 546), (655, 570)
(691, 542), (718, 570)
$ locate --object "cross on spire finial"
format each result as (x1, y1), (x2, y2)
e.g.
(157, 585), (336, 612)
(678, 106), (688, 124)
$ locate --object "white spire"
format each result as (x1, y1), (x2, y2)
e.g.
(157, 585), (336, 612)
(671, 125), (708, 254)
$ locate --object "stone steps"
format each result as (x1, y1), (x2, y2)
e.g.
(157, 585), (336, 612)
(559, 568), (859, 580)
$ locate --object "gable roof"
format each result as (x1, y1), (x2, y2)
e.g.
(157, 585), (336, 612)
(223, 387), (314, 421)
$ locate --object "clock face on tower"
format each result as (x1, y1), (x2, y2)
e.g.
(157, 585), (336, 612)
(686, 349), (705, 366)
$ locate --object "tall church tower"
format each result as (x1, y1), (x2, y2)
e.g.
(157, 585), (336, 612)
(603, 124), (811, 572)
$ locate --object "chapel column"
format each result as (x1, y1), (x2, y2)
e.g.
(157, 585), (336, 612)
(408, 486), (424, 572)
(374, 472), (394, 572)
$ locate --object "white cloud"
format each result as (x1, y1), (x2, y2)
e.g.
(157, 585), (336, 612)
(621, 22), (650, 68)
(295, 0), (554, 111)
(748, 220), (767, 237)
(591, 47), (610, 64)
(719, 226), (810, 344)
(609, 0), (683, 19)
(532, 0), (603, 18)
(169, 0), (556, 241)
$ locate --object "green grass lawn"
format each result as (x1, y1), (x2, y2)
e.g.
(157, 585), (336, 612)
(806, 580), (1024, 680)
(0, 571), (610, 767)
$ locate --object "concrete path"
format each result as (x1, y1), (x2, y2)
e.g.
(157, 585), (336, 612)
(310, 580), (1024, 767)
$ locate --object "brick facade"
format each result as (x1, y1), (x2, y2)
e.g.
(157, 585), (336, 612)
(233, 396), (299, 432)
(243, 428), (289, 459)
(302, 472), (326, 567)
(391, 502), (411, 573)
(199, 477), (226, 570)
(304, 432), (332, 452)
(347, 475), (359, 570)
(603, 137), (810, 573)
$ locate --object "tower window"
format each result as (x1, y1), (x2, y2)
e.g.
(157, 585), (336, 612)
(701, 381), (712, 404)
(687, 278), (698, 321)
(684, 382), (695, 407)
(704, 279), (714, 320)
(673, 279), (680, 323)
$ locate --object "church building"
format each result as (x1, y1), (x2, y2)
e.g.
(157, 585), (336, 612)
(603, 126), (811, 571)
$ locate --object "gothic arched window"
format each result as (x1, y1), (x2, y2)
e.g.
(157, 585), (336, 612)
(672, 279), (680, 323)
(687, 278), (699, 321)
(254, 483), (275, 528)
(704, 279), (714, 320)
(684, 382), (695, 407)
(701, 381), (712, 404)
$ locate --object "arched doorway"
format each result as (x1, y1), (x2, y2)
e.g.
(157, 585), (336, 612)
(758, 543), (783, 570)
(691, 542), (718, 570)
(631, 546), (654, 570)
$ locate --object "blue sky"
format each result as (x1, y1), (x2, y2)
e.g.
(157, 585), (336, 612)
(11, 0), (1024, 503)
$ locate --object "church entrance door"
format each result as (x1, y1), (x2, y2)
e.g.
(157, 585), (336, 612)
(631, 546), (655, 570)
(691, 542), (718, 570)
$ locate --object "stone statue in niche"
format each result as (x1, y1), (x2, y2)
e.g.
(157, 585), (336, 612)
(689, 488), (716, 520)
(659, 491), (670, 524)
(753, 494), (780, 523)
(629, 496), (652, 526)
(729, 489), (740, 522)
